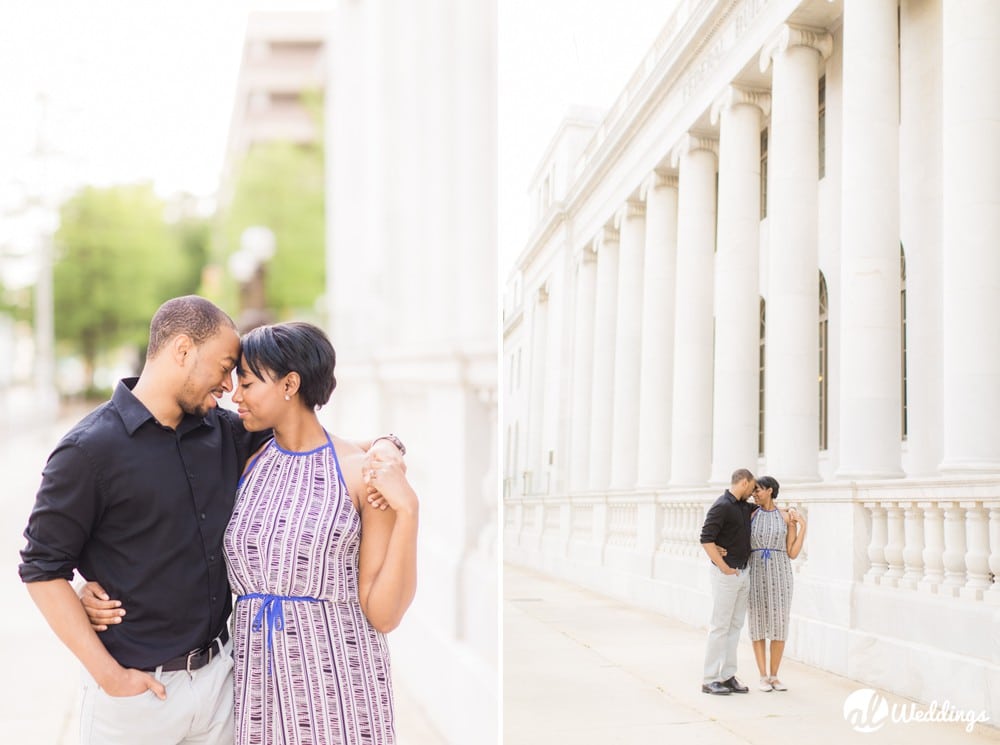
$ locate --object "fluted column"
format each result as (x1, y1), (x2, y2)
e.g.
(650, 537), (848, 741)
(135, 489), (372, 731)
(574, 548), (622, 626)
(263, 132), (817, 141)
(759, 25), (831, 481)
(838, 0), (903, 478)
(609, 200), (647, 490)
(526, 285), (549, 494)
(940, 0), (1000, 472)
(669, 134), (717, 486)
(710, 87), (770, 481)
(636, 172), (679, 488)
(569, 246), (598, 491)
(588, 226), (620, 491)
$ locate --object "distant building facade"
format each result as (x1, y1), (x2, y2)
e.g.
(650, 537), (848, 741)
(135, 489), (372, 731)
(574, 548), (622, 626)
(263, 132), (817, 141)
(505, 0), (1000, 722)
(221, 8), (331, 202)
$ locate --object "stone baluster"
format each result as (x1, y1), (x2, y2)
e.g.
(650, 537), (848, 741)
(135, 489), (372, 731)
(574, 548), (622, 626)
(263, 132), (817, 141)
(917, 501), (945, 593)
(864, 503), (888, 584)
(960, 501), (991, 600)
(882, 503), (906, 586)
(940, 504), (968, 596)
(900, 502), (925, 589)
(986, 504), (1000, 604)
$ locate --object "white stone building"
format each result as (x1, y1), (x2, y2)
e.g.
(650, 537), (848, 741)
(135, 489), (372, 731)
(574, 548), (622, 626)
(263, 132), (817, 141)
(325, 2), (497, 743)
(505, 0), (1000, 722)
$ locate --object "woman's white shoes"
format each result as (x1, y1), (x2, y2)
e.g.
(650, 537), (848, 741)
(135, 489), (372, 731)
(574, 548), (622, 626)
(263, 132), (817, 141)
(769, 676), (788, 691)
(758, 677), (773, 692)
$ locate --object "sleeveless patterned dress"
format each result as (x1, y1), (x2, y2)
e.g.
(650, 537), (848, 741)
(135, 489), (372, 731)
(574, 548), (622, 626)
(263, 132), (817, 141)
(747, 507), (794, 641)
(223, 435), (395, 744)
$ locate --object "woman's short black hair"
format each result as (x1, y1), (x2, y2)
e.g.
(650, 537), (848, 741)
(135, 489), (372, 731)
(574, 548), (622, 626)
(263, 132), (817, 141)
(239, 322), (337, 409)
(756, 475), (780, 500)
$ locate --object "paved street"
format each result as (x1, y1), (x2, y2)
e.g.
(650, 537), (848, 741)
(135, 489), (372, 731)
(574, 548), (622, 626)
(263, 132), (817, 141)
(0, 398), (444, 744)
(504, 563), (1000, 745)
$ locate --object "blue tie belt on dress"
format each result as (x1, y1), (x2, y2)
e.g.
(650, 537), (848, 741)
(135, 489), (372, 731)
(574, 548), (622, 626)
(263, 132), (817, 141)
(751, 547), (787, 563)
(237, 593), (327, 671)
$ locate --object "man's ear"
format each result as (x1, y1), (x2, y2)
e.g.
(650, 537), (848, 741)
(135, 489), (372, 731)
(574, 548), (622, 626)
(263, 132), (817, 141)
(170, 334), (194, 367)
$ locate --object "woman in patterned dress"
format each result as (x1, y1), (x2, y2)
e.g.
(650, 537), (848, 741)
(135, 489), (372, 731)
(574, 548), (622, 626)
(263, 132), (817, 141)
(224, 321), (418, 744)
(747, 476), (806, 692)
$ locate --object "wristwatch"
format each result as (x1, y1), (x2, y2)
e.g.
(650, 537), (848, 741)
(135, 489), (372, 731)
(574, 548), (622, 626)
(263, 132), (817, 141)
(373, 433), (406, 456)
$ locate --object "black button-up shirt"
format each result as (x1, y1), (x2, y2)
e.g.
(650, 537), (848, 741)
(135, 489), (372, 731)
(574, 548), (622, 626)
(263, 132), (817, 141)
(699, 490), (756, 569)
(19, 378), (268, 670)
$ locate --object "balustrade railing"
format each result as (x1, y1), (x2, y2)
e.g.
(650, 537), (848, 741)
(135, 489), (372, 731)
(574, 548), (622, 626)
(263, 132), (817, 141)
(505, 485), (1000, 603)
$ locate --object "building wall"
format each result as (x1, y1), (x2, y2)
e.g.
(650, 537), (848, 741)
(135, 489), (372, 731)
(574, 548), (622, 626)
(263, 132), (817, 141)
(505, 0), (1000, 723)
(326, 1), (497, 743)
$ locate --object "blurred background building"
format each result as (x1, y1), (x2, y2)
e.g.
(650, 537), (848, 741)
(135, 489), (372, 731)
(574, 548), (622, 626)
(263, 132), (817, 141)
(504, 0), (1000, 726)
(324, 3), (498, 743)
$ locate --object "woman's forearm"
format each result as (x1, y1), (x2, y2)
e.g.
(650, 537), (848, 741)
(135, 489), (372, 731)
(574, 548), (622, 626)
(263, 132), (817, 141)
(363, 510), (419, 633)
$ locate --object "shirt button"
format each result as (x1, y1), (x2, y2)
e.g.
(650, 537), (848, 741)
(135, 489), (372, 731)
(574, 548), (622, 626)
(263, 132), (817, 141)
(209, 555), (215, 562)
(200, 513), (207, 520)
(211, 595), (217, 602)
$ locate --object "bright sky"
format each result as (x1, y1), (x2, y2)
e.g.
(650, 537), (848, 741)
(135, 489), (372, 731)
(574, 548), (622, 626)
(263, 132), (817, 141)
(498, 0), (679, 274)
(0, 0), (677, 282)
(0, 0), (333, 288)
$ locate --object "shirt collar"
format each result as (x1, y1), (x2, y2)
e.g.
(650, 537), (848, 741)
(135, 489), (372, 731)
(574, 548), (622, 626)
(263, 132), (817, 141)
(112, 377), (217, 436)
(724, 489), (739, 504)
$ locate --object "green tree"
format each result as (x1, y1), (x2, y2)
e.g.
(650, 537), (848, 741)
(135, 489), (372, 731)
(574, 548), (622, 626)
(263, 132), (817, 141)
(216, 139), (326, 321)
(53, 183), (197, 390)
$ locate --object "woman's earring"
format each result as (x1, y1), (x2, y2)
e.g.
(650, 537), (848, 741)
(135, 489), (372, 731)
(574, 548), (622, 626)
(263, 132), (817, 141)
(284, 394), (291, 401)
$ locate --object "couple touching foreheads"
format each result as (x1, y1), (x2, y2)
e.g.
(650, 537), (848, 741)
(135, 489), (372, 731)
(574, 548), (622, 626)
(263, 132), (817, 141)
(700, 468), (807, 695)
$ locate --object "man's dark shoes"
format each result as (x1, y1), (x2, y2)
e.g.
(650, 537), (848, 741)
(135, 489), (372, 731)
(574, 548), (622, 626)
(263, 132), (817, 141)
(701, 681), (732, 695)
(721, 676), (749, 693)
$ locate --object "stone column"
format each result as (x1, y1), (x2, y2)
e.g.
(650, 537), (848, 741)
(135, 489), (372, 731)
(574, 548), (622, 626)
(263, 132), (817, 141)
(668, 134), (717, 486)
(940, 0), (1000, 472)
(526, 285), (549, 494)
(759, 25), (831, 482)
(569, 245), (598, 491)
(838, 0), (903, 479)
(636, 172), (679, 488)
(588, 226), (620, 491)
(609, 200), (647, 490)
(709, 87), (770, 482)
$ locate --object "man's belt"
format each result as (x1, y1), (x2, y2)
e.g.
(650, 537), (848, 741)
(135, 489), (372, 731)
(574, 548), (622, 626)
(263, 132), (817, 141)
(143, 627), (229, 673)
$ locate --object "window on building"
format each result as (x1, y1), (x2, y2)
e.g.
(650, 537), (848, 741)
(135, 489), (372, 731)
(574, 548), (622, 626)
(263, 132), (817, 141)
(760, 128), (768, 219)
(901, 244), (908, 440)
(818, 76), (826, 179)
(759, 297), (766, 456)
(819, 272), (829, 450)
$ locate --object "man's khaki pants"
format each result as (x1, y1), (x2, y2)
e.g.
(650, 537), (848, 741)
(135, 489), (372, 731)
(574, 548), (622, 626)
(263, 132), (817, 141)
(80, 642), (234, 745)
(703, 565), (750, 685)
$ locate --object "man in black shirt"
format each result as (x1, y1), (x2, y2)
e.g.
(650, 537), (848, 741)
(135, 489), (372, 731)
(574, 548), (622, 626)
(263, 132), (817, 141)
(699, 467), (756, 695)
(19, 296), (402, 744)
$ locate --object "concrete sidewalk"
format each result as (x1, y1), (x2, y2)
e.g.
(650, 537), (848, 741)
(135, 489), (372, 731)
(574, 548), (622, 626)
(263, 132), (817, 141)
(0, 405), (444, 744)
(504, 563), (1000, 745)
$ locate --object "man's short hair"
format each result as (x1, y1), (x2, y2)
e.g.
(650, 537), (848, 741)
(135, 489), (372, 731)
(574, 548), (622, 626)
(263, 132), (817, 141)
(730, 468), (755, 485)
(147, 296), (236, 358)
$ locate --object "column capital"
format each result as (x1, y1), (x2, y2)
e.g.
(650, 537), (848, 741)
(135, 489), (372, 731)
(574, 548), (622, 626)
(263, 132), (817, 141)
(710, 85), (771, 125)
(759, 24), (833, 73)
(638, 169), (678, 201)
(670, 132), (718, 168)
(613, 199), (646, 229)
(573, 241), (597, 266)
(592, 223), (620, 253)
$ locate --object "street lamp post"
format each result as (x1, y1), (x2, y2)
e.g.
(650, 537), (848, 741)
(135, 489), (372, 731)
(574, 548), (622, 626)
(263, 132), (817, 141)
(228, 225), (276, 330)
